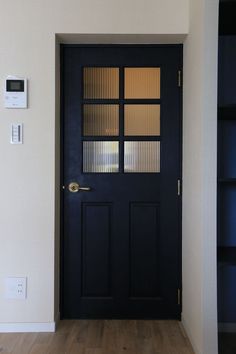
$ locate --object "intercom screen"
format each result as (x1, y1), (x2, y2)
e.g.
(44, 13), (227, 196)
(7, 80), (24, 92)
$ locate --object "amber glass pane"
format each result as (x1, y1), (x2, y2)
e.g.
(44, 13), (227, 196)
(83, 105), (119, 136)
(83, 141), (119, 173)
(124, 141), (160, 173)
(125, 68), (160, 99)
(84, 67), (119, 99)
(124, 104), (160, 136)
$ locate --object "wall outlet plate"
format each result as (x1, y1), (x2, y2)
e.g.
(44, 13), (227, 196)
(5, 277), (27, 299)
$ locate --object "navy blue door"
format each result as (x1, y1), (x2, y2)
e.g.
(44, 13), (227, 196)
(61, 45), (182, 319)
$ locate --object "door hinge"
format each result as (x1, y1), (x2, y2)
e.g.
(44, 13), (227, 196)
(178, 288), (181, 305)
(177, 179), (181, 196)
(178, 70), (182, 87)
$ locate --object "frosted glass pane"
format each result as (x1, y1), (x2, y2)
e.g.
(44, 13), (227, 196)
(124, 142), (160, 173)
(83, 141), (119, 173)
(84, 68), (119, 99)
(125, 68), (160, 99)
(83, 105), (119, 136)
(125, 105), (160, 136)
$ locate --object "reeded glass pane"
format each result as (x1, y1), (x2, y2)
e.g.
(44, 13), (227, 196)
(125, 68), (160, 99)
(124, 141), (160, 173)
(125, 104), (160, 136)
(84, 67), (119, 99)
(83, 141), (119, 173)
(83, 105), (119, 136)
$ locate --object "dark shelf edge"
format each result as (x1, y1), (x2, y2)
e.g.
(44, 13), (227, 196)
(218, 178), (236, 183)
(218, 106), (236, 120)
(219, 32), (236, 36)
(218, 105), (236, 109)
(218, 117), (236, 121)
(218, 247), (236, 266)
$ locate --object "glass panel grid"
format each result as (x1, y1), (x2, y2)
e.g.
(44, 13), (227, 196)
(83, 67), (119, 99)
(124, 141), (160, 173)
(83, 141), (119, 173)
(125, 68), (160, 99)
(124, 104), (160, 136)
(83, 104), (119, 136)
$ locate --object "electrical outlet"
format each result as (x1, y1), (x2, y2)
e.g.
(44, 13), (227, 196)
(5, 277), (27, 299)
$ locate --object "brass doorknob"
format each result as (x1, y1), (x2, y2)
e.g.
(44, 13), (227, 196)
(68, 182), (91, 193)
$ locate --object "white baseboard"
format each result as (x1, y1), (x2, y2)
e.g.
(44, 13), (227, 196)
(0, 322), (56, 333)
(218, 323), (236, 333)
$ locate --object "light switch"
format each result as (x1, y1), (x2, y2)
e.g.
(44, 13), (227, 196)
(11, 123), (23, 144)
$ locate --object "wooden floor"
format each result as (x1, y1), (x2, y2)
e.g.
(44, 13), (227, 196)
(0, 320), (194, 354)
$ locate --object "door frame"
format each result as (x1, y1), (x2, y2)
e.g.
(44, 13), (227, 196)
(59, 44), (183, 319)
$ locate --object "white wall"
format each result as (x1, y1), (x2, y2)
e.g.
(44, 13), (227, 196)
(0, 0), (188, 326)
(182, 0), (219, 353)
(0, 0), (219, 353)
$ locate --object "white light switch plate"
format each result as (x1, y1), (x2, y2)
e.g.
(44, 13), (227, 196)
(5, 277), (27, 299)
(11, 123), (23, 144)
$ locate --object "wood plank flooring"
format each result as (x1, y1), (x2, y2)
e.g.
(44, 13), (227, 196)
(0, 320), (195, 354)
